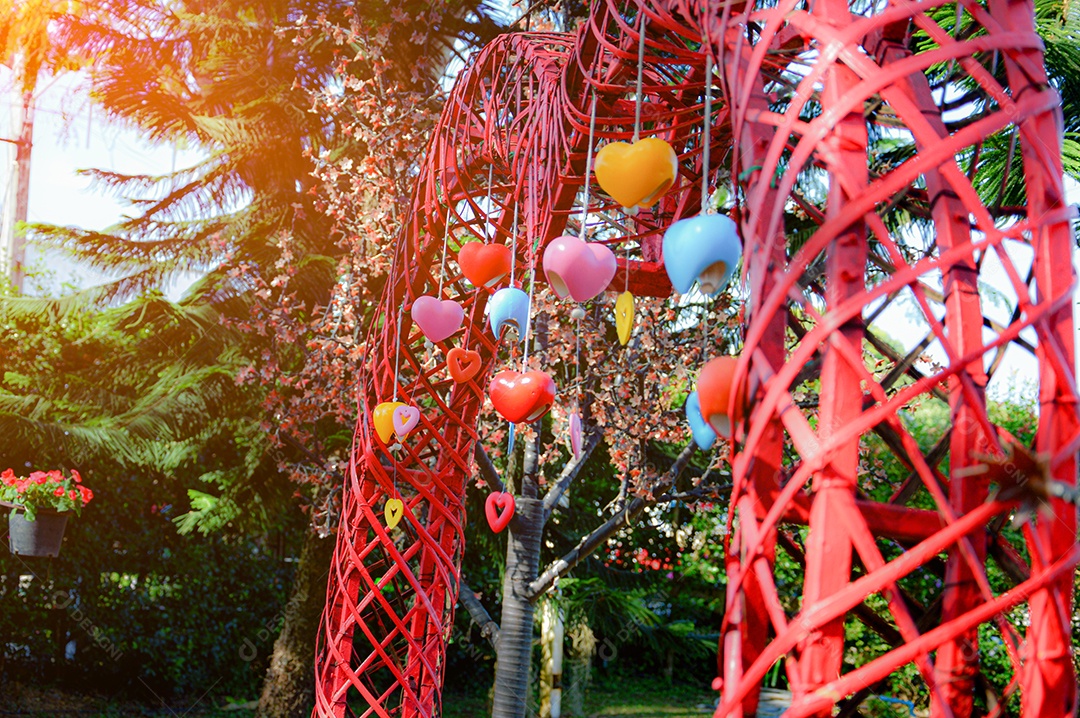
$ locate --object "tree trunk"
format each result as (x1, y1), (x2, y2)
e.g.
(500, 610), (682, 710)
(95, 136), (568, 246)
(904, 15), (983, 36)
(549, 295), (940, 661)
(2, 87), (34, 292)
(255, 529), (335, 718)
(492, 429), (544, 718)
(539, 597), (564, 718)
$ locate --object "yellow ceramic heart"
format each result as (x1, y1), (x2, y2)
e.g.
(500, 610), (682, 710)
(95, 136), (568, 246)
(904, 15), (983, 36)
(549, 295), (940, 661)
(372, 401), (406, 444)
(594, 138), (679, 209)
(616, 291), (635, 346)
(384, 498), (405, 529)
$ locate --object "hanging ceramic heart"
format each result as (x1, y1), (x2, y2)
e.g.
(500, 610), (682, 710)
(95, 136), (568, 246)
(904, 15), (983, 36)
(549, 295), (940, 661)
(684, 391), (717, 450)
(447, 347), (482, 383)
(489, 369), (557, 423)
(372, 401), (406, 444)
(485, 491), (516, 533)
(392, 405), (420, 440)
(662, 214), (741, 296)
(615, 291), (635, 346)
(411, 296), (464, 343)
(488, 288), (530, 343)
(697, 356), (745, 439)
(594, 137), (679, 209)
(384, 498), (405, 529)
(542, 236), (617, 302)
(569, 412), (583, 460)
(458, 242), (512, 288)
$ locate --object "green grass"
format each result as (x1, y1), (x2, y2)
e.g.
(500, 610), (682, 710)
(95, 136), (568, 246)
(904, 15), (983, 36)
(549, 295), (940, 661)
(443, 674), (716, 718)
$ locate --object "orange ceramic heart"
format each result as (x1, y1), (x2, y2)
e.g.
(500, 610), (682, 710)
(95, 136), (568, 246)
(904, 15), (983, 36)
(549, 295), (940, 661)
(594, 138), (679, 209)
(458, 242), (512, 288)
(697, 357), (745, 439)
(447, 347), (482, 383)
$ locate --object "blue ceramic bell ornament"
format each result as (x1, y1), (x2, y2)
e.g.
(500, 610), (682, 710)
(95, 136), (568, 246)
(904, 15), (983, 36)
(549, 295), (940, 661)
(488, 287), (530, 342)
(662, 213), (742, 296)
(685, 391), (717, 450)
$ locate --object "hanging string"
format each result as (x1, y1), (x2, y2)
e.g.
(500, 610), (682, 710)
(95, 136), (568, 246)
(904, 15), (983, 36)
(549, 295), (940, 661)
(579, 91), (598, 238)
(392, 301), (405, 402)
(484, 162), (496, 240)
(701, 54), (714, 215)
(632, 8), (647, 143)
(522, 153), (540, 368)
(437, 210), (453, 296)
(510, 197), (520, 286)
(700, 53), (715, 359)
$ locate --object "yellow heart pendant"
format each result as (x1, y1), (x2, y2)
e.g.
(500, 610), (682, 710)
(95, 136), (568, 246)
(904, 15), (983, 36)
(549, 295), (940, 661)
(372, 401), (406, 444)
(384, 498), (405, 529)
(616, 291), (635, 346)
(594, 138), (679, 209)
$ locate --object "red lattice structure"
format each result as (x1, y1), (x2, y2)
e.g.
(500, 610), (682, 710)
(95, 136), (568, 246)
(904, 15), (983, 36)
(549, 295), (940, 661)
(313, 0), (1079, 716)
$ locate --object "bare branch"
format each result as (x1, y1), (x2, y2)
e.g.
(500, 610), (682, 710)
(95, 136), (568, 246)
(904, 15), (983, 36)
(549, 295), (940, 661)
(473, 442), (505, 492)
(458, 577), (500, 647)
(526, 442), (697, 601)
(541, 429), (602, 522)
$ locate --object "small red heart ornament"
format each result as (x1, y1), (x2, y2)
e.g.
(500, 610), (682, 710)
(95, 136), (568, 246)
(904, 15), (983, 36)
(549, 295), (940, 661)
(485, 492), (516, 533)
(458, 242), (512, 288)
(447, 347), (482, 383)
(489, 370), (556, 423)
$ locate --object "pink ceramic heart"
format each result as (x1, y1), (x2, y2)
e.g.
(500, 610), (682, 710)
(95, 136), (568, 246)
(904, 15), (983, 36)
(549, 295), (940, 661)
(569, 412), (583, 460)
(411, 296), (464, 343)
(392, 405), (420, 439)
(542, 236), (617, 302)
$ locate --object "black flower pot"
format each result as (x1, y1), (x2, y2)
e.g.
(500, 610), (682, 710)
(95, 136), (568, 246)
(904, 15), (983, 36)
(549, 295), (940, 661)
(7, 508), (69, 557)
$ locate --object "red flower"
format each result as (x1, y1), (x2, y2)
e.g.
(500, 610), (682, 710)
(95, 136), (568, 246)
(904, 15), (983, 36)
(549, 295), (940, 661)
(78, 486), (94, 504)
(29, 471), (48, 485)
(68, 490), (79, 502)
(71, 469), (82, 484)
(54, 487), (66, 497)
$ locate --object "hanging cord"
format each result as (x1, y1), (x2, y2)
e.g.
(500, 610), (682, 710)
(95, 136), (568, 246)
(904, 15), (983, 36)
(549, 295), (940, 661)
(632, 8), (647, 143)
(579, 91), (598, 238)
(437, 210), (453, 296)
(701, 54), (715, 215)
(522, 154), (540, 368)
(510, 196), (520, 286)
(392, 302), (405, 402)
(484, 162), (496, 240)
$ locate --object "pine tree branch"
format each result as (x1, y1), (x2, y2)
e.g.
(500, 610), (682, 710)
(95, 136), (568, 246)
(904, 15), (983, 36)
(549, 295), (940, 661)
(526, 441), (697, 601)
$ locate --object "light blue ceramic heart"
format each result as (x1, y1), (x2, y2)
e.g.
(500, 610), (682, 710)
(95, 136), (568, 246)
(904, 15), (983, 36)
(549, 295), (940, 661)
(488, 287), (530, 342)
(662, 214), (742, 296)
(685, 391), (717, 450)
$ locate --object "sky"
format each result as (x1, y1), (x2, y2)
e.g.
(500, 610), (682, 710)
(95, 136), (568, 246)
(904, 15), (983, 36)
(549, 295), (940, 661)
(2, 64), (1077, 398)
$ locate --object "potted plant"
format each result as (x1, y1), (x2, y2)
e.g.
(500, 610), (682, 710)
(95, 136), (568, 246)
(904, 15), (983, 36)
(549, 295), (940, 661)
(1, 468), (93, 557)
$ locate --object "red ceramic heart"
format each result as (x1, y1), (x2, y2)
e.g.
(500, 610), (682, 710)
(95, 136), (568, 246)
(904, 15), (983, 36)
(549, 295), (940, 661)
(485, 492), (516, 533)
(697, 356), (745, 439)
(447, 347), (482, 383)
(542, 236), (617, 302)
(489, 370), (556, 423)
(458, 242), (512, 288)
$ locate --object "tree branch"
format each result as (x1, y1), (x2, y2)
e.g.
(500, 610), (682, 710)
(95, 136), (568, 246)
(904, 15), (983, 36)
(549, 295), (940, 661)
(526, 441), (697, 601)
(541, 429), (602, 522)
(473, 442), (505, 492)
(458, 577), (500, 647)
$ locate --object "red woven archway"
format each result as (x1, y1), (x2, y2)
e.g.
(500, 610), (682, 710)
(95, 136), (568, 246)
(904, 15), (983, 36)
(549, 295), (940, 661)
(313, 1), (1079, 716)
